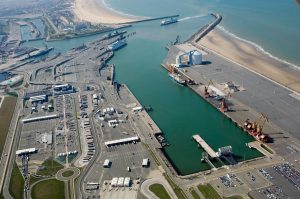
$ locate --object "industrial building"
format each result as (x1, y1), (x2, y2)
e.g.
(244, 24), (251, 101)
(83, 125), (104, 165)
(29, 94), (48, 103)
(21, 114), (59, 123)
(53, 84), (75, 95)
(24, 90), (52, 100)
(104, 136), (139, 147)
(16, 148), (37, 156)
(111, 177), (131, 187)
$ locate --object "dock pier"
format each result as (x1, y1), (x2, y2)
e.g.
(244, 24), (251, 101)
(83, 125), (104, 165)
(201, 152), (216, 169)
(192, 135), (217, 158)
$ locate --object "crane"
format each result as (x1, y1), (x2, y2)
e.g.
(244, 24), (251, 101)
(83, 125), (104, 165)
(167, 64), (178, 74)
(204, 79), (213, 98)
(256, 113), (269, 134)
(220, 90), (232, 112)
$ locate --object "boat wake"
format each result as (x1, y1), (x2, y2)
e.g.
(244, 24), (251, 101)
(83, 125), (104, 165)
(178, 14), (207, 22)
(217, 26), (300, 70)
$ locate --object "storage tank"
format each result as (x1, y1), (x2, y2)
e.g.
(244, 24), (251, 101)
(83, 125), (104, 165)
(191, 51), (202, 65)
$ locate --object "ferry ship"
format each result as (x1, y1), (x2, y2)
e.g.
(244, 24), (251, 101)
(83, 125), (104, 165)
(161, 18), (178, 26)
(101, 30), (127, 40)
(168, 73), (186, 85)
(23, 47), (54, 60)
(107, 40), (127, 51)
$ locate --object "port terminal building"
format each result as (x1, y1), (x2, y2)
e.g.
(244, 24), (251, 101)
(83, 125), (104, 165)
(104, 136), (139, 147)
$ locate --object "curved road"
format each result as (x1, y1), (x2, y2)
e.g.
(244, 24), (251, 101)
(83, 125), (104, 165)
(56, 167), (80, 181)
(141, 178), (178, 199)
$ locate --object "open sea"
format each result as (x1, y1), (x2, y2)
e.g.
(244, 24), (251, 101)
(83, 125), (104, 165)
(20, 0), (300, 175)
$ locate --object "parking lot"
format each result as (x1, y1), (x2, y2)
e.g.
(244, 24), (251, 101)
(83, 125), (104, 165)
(250, 185), (290, 199)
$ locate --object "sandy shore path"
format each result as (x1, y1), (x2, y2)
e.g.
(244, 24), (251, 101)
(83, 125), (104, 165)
(198, 28), (300, 93)
(73, 0), (145, 24)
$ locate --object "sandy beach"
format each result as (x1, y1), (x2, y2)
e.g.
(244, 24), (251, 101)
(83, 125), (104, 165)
(73, 0), (144, 24)
(198, 28), (300, 93)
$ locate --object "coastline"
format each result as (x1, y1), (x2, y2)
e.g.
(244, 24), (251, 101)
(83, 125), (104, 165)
(73, 0), (145, 24)
(198, 28), (300, 93)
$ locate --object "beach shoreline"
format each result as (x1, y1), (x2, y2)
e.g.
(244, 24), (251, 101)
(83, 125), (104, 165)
(73, 0), (145, 24)
(198, 28), (300, 93)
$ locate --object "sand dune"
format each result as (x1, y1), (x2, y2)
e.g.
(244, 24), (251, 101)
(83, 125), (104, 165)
(73, 0), (144, 24)
(198, 28), (300, 93)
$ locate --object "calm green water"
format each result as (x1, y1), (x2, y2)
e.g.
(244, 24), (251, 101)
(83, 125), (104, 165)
(109, 20), (261, 174)
(21, 16), (261, 175)
(20, 0), (300, 174)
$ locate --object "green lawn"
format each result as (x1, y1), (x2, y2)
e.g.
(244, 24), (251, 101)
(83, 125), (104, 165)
(62, 170), (74, 177)
(197, 184), (222, 199)
(0, 96), (17, 156)
(9, 162), (24, 199)
(163, 173), (187, 199)
(29, 175), (44, 186)
(189, 187), (202, 199)
(31, 179), (65, 199)
(36, 158), (64, 176)
(149, 183), (171, 199)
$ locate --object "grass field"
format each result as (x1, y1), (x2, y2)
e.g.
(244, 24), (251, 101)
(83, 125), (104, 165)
(0, 96), (17, 156)
(9, 162), (24, 199)
(29, 175), (44, 186)
(149, 183), (171, 199)
(62, 170), (74, 177)
(189, 187), (202, 199)
(36, 158), (64, 176)
(31, 179), (65, 199)
(197, 184), (222, 199)
(163, 173), (187, 199)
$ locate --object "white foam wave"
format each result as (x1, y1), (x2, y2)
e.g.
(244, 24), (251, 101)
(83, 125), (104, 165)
(217, 26), (300, 69)
(102, 0), (145, 19)
(178, 14), (207, 22)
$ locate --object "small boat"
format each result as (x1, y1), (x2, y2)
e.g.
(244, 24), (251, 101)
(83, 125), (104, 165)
(168, 73), (186, 85)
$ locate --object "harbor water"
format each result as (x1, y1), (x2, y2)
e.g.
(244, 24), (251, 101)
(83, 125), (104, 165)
(20, 0), (300, 174)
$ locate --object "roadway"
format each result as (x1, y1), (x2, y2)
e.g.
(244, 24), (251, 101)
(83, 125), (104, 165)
(140, 178), (178, 199)
(75, 112), (102, 198)
(0, 72), (29, 198)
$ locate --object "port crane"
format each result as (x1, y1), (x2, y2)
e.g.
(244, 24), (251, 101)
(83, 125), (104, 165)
(220, 90), (232, 112)
(255, 113), (269, 134)
(244, 113), (270, 143)
(204, 79), (213, 98)
(167, 64), (178, 74)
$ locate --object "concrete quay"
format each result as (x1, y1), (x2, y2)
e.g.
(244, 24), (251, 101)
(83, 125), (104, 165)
(162, 42), (300, 160)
